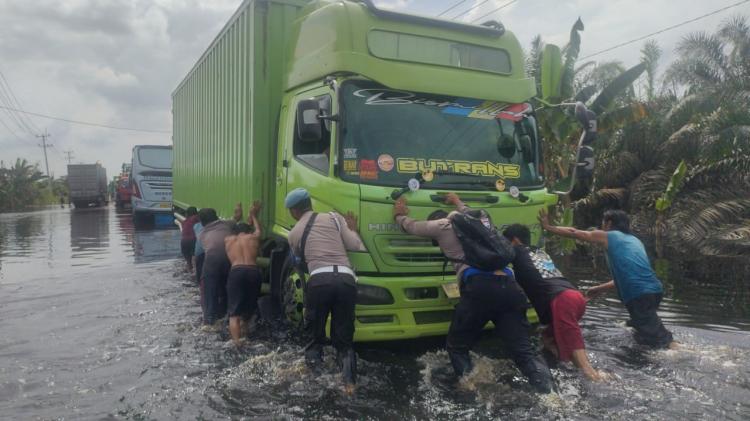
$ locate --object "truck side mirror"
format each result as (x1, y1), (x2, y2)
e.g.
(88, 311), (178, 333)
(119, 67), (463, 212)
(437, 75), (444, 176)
(296, 99), (322, 142)
(553, 102), (598, 194)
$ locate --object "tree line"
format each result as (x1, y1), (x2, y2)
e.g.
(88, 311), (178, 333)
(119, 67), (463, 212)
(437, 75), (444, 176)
(532, 15), (749, 270)
(0, 158), (68, 212)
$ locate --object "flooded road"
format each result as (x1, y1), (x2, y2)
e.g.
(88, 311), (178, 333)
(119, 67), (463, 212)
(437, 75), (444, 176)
(1, 207), (748, 420)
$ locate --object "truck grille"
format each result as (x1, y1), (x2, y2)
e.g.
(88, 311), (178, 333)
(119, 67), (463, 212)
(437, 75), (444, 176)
(374, 236), (446, 267)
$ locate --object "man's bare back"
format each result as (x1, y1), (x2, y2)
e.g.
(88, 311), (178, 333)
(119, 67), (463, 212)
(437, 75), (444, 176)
(225, 232), (261, 266)
(224, 200), (262, 267)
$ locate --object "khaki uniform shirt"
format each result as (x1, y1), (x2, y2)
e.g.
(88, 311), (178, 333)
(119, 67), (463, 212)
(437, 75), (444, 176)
(288, 211), (366, 272)
(395, 204), (470, 281)
(199, 220), (235, 259)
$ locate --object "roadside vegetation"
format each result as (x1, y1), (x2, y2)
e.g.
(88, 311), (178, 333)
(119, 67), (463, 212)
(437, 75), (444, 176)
(533, 15), (750, 275)
(0, 158), (68, 212)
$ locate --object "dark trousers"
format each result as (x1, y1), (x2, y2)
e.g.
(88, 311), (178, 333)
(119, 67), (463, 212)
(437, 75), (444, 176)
(625, 293), (674, 348)
(195, 253), (205, 286)
(181, 238), (196, 264)
(304, 272), (357, 384)
(202, 253), (229, 324)
(447, 274), (553, 393)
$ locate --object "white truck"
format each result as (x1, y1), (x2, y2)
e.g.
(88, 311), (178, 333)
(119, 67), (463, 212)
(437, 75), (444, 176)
(130, 145), (173, 223)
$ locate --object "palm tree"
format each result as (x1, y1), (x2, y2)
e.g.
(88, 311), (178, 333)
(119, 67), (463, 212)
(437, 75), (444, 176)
(0, 158), (47, 211)
(575, 15), (750, 261)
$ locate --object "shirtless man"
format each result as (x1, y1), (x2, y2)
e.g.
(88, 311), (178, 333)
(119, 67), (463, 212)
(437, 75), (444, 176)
(224, 200), (263, 344)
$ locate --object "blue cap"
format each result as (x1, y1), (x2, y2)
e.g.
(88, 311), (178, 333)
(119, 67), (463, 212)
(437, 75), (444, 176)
(284, 188), (310, 208)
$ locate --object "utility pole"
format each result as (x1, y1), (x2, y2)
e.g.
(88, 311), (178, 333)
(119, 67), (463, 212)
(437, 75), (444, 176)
(63, 149), (74, 164)
(36, 129), (51, 186)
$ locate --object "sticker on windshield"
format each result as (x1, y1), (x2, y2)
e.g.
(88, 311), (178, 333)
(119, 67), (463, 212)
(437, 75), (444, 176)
(359, 159), (378, 180)
(343, 148), (358, 159)
(443, 100), (509, 120)
(377, 154), (394, 172)
(397, 158), (520, 178)
(343, 159), (358, 173)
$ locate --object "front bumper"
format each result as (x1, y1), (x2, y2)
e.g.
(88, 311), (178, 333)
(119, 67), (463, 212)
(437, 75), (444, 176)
(132, 199), (173, 214)
(351, 274), (538, 342)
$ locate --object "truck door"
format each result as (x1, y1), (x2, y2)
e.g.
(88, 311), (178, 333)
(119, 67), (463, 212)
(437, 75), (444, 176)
(277, 86), (360, 228)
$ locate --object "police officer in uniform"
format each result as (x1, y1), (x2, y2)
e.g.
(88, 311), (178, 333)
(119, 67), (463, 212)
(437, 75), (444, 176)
(285, 188), (366, 392)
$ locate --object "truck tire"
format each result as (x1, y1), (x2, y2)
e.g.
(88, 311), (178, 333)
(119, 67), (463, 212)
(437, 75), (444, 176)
(73, 201), (87, 209)
(279, 256), (305, 328)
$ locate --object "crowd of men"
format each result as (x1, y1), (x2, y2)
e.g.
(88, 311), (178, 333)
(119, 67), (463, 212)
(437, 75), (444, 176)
(178, 188), (676, 394)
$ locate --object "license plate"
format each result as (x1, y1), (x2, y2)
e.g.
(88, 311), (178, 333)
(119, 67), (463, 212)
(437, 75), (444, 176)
(159, 203), (170, 208)
(441, 282), (460, 299)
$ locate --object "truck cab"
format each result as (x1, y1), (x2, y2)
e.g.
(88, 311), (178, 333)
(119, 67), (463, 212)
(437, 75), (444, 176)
(272, 1), (556, 341)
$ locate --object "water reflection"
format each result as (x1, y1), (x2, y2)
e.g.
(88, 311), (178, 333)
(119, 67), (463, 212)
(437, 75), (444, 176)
(0, 207), (748, 420)
(70, 208), (109, 258)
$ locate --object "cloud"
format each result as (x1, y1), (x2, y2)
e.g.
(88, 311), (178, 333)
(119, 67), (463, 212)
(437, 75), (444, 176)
(0, 0), (746, 179)
(0, 0), (239, 177)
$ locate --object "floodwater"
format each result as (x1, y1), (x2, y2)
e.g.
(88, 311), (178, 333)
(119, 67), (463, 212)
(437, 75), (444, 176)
(1, 206), (748, 420)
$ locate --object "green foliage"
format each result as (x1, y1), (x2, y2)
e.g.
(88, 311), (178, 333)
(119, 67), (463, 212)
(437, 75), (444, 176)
(589, 62), (646, 115)
(0, 158), (65, 212)
(655, 160), (687, 212)
(541, 44), (562, 101)
(641, 40), (662, 100)
(575, 15), (750, 262)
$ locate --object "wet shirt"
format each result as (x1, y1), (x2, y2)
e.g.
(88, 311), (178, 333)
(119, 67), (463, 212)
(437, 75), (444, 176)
(510, 245), (576, 325)
(193, 222), (204, 256)
(606, 230), (663, 304)
(198, 219), (235, 259)
(181, 215), (199, 240)
(395, 204), (469, 281)
(288, 211), (366, 273)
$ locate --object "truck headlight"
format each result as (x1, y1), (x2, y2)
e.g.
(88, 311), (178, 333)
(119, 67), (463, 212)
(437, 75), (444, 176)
(356, 284), (394, 305)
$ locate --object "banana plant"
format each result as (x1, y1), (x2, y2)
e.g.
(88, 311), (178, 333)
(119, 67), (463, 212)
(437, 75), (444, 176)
(654, 160), (687, 257)
(535, 19), (648, 194)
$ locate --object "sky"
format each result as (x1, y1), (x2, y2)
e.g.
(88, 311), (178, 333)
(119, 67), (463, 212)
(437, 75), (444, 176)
(0, 0), (748, 180)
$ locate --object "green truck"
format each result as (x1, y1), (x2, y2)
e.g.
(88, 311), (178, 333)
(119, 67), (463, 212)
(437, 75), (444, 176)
(172, 0), (585, 342)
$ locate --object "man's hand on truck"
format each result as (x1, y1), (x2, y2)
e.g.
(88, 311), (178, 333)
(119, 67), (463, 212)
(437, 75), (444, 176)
(249, 200), (262, 218)
(443, 192), (464, 208)
(343, 211), (359, 233)
(393, 197), (409, 219)
(233, 202), (243, 222)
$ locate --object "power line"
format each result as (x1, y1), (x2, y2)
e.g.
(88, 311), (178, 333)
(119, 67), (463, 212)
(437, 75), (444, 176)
(437, 0), (468, 17)
(0, 69), (41, 135)
(580, 0), (750, 59)
(470, 0), (518, 23)
(452, 0), (492, 20)
(0, 104), (171, 134)
(0, 113), (28, 143)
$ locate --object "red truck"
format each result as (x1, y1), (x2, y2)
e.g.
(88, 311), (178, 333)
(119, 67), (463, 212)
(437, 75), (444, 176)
(114, 173), (132, 209)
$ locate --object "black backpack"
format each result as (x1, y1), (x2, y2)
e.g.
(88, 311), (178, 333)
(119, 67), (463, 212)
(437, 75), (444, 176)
(449, 210), (515, 271)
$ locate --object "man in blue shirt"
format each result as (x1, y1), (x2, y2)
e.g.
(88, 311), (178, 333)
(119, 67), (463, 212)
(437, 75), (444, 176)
(538, 209), (676, 349)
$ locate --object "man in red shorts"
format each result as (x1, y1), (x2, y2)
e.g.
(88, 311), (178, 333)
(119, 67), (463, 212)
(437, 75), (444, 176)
(503, 224), (602, 381)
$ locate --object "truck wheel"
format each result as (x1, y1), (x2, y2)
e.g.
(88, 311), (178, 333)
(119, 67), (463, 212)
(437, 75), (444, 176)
(279, 256), (305, 328)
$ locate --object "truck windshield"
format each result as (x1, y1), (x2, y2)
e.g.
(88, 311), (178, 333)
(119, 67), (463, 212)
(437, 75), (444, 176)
(339, 81), (543, 190)
(136, 147), (172, 170)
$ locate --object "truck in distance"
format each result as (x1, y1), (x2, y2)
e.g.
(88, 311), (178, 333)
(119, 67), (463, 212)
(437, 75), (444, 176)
(67, 163), (108, 208)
